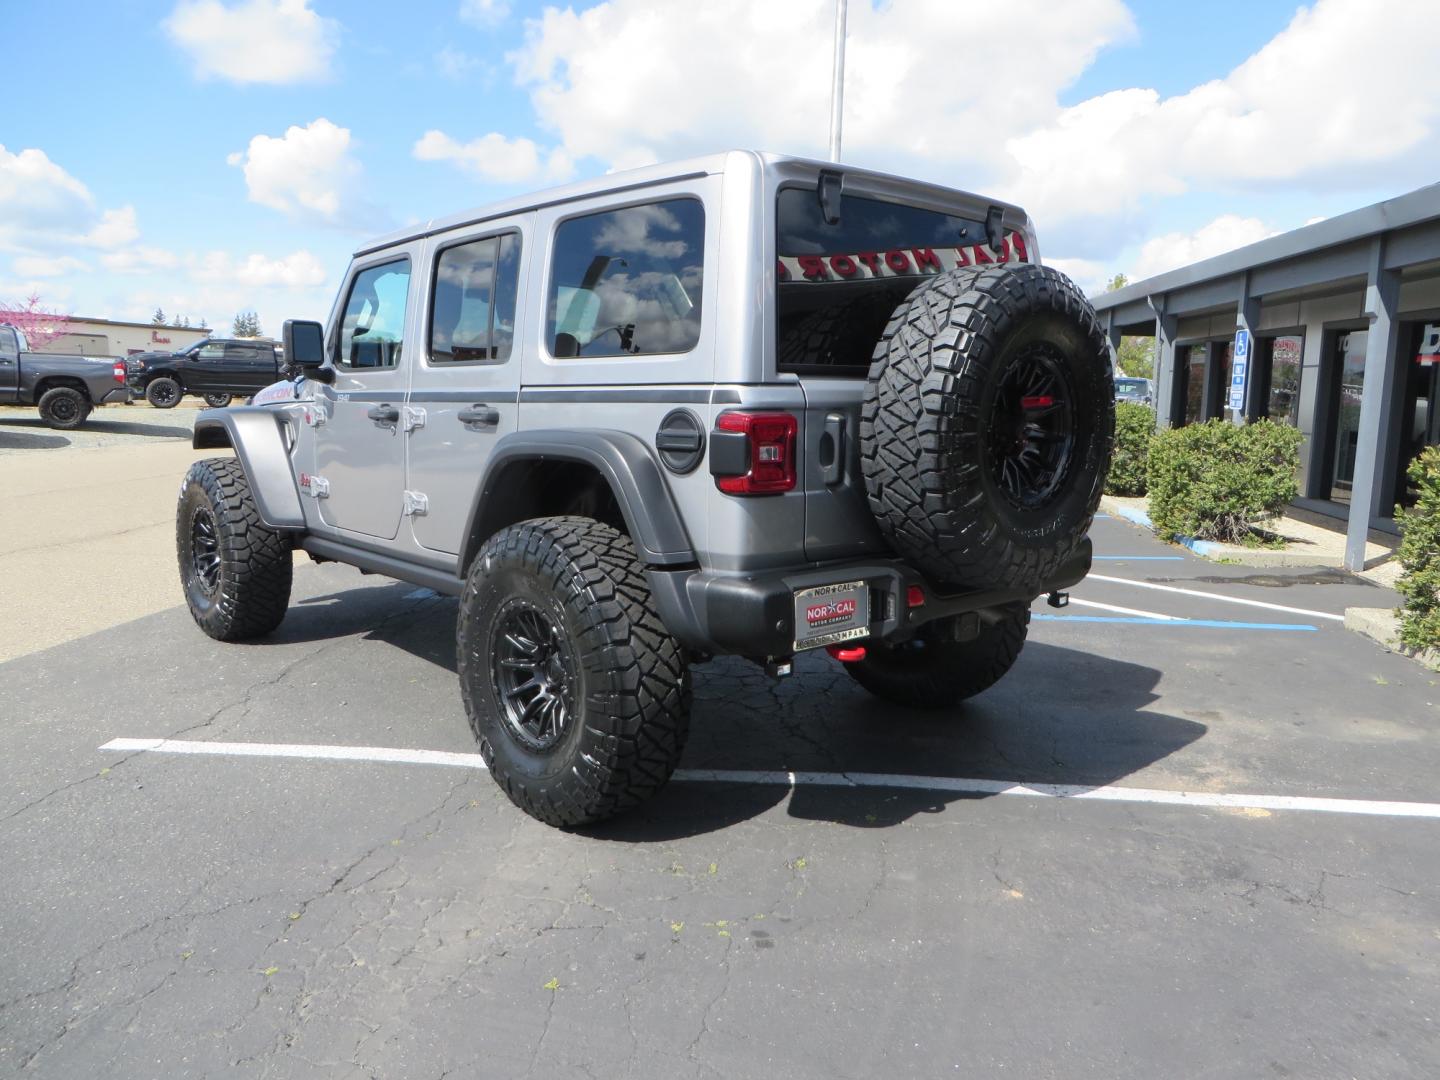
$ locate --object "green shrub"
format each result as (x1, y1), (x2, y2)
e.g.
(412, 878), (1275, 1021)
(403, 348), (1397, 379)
(1395, 446), (1440, 651)
(1147, 419), (1302, 543)
(1106, 401), (1155, 496)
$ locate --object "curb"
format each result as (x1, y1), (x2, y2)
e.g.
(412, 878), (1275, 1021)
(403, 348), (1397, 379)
(1343, 607), (1440, 672)
(1098, 496), (1346, 568)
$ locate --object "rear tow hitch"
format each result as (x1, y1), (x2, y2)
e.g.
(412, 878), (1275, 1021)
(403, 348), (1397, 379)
(1047, 591), (1070, 609)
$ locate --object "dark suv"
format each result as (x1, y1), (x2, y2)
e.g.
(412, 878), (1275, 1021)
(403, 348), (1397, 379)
(127, 338), (282, 408)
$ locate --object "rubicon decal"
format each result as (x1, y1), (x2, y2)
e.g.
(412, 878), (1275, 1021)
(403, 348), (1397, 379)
(778, 232), (1031, 283)
(807, 598), (859, 626)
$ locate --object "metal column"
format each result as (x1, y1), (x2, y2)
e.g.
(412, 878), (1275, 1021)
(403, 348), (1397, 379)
(1344, 239), (1405, 570)
(1236, 273), (1263, 424)
(1151, 305), (1179, 428)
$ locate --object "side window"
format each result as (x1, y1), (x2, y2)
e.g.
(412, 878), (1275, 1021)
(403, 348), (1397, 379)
(336, 258), (411, 369)
(546, 197), (704, 358)
(429, 232), (521, 364)
(197, 342), (225, 361)
(0, 327), (17, 355)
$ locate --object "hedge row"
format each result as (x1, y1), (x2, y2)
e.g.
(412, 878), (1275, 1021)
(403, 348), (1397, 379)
(1396, 446), (1440, 651)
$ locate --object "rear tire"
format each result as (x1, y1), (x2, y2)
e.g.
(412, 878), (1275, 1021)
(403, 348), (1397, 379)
(177, 457), (292, 641)
(203, 393), (233, 407)
(458, 517), (691, 827)
(37, 386), (91, 430)
(844, 608), (1030, 709)
(861, 263), (1113, 591)
(146, 377), (182, 408)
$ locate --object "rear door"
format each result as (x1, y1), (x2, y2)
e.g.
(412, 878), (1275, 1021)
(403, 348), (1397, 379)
(773, 179), (1034, 562)
(0, 327), (19, 401)
(406, 217), (529, 554)
(313, 250), (417, 541)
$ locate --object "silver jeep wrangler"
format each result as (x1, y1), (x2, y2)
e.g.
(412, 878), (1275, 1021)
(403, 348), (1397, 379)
(177, 150), (1113, 826)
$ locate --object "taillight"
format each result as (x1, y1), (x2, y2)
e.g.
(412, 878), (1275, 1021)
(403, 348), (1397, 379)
(712, 411), (798, 495)
(113, 362), (125, 383)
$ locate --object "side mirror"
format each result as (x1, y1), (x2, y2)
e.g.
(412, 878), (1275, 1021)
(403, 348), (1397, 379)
(282, 319), (326, 371)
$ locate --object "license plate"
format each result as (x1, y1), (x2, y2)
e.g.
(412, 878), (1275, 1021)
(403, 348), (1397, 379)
(793, 580), (869, 651)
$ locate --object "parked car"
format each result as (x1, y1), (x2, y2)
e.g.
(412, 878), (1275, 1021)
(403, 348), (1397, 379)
(174, 150), (1113, 826)
(0, 323), (130, 429)
(1115, 376), (1154, 405)
(126, 338), (281, 408)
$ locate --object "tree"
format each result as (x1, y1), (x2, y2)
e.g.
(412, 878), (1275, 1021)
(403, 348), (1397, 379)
(1102, 273), (1154, 379)
(152, 307), (167, 325)
(1104, 273), (1129, 293)
(0, 294), (73, 350)
(181, 316), (191, 328)
(232, 310), (263, 338)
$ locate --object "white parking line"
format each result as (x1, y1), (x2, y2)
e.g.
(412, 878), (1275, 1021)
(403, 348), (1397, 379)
(100, 738), (1440, 820)
(1064, 597), (1179, 620)
(1084, 574), (1345, 621)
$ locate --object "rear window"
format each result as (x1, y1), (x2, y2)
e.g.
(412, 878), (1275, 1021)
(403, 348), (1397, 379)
(546, 197), (704, 359)
(776, 186), (1029, 376)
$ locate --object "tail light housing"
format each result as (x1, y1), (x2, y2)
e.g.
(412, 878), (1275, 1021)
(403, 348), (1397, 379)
(710, 411), (798, 495)
(112, 362), (126, 383)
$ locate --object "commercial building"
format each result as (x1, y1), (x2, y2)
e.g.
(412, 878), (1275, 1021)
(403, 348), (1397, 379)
(1092, 183), (1440, 569)
(42, 317), (211, 358)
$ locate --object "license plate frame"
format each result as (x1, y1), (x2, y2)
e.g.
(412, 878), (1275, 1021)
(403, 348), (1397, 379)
(793, 580), (870, 652)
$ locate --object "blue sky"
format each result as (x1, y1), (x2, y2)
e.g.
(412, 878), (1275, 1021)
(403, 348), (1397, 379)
(5, 0), (1436, 333)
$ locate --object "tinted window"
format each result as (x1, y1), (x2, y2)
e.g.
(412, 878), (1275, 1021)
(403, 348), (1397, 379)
(0, 327), (17, 354)
(777, 187), (1010, 375)
(430, 233), (521, 364)
(337, 259), (411, 369)
(547, 198), (704, 358)
(196, 342), (225, 361)
(1264, 335), (1303, 425)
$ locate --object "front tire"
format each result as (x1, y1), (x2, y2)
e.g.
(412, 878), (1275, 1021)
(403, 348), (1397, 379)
(844, 608), (1030, 709)
(458, 517), (691, 827)
(146, 377), (182, 408)
(37, 386), (91, 430)
(177, 457), (292, 641)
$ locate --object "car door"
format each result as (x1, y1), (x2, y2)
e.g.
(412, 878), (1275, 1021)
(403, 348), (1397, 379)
(406, 218), (528, 554)
(185, 341), (227, 392)
(0, 326), (19, 402)
(312, 250), (417, 541)
(221, 343), (261, 391)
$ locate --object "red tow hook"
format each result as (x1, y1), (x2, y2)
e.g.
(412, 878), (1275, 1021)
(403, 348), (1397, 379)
(826, 644), (867, 663)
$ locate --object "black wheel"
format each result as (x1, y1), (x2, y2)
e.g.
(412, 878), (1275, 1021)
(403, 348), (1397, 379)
(146, 376), (182, 408)
(203, 393), (233, 408)
(845, 608), (1030, 709)
(458, 516), (691, 827)
(860, 263), (1113, 591)
(176, 457), (292, 641)
(36, 386), (91, 430)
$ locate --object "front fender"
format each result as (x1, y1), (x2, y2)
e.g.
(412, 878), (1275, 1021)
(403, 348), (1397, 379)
(193, 406), (305, 529)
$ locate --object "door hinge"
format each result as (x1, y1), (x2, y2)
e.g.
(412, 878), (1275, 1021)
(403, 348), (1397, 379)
(300, 473), (329, 498)
(403, 490), (429, 516)
(402, 405), (426, 432)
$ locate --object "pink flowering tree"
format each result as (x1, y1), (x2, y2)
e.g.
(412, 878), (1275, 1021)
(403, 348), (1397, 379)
(0, 293), (72, 350)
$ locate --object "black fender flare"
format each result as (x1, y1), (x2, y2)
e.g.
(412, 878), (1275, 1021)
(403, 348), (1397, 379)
(463, 430), (696, 569)
(192, 407), (305, 529)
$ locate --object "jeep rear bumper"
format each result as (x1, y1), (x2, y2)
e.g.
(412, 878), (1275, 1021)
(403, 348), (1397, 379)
(646, 538), (1091, 658)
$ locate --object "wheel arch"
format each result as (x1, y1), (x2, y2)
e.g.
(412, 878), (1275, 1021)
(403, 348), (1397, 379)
(192, 406), (305, 529)
(460, 431), (696, 574)
(34, 376), (92, 402)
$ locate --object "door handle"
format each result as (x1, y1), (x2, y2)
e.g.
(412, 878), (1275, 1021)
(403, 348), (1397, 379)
(367, 404), (400, 424)
(821, 411), (847, 485)
(457, 404), (500, 428)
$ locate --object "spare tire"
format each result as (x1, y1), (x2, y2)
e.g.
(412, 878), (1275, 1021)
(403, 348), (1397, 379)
(860, 263), (1113, 592)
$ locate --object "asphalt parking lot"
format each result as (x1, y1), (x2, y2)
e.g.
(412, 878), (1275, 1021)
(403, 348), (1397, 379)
(3, 486), (1439, 1076)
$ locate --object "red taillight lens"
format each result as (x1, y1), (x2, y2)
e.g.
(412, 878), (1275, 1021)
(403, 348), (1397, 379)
(906, 584), (926, 608)
(714, 411), (797, 495)
(113, 362), (126, 383)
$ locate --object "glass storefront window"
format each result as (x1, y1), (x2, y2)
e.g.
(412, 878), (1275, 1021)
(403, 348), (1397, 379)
(1398, 321), (1440, 509)
(1265, 335), (1304, 425)
(1218, 341), (1235, 414)
(1184, 344), (1208, 424)
(1330, 329), (1368, 503)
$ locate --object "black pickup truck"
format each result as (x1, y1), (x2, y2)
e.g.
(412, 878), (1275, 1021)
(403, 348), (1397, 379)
(0, 323), (131, 429)
(126, 338), (282, 408)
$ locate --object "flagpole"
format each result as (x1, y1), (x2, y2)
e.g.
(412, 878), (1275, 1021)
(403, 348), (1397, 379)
(829, 0), (847, 161)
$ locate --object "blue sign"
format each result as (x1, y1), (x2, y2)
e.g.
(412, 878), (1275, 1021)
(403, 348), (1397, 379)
(1229, 329), (1251, 411)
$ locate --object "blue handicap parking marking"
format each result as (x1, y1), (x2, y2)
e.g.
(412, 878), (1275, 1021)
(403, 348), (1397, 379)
(1034, 614), (1319, 632)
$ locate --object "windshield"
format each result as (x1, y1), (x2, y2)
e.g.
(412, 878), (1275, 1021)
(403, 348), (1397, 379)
(1116, 378), (1150, 397)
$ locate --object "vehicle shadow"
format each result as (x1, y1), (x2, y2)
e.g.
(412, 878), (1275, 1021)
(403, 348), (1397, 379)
(83, 418), (193, 439)
(0, 414), (192, 441)
(0, 427), (70, 450)
(267, 583), (1205, 840)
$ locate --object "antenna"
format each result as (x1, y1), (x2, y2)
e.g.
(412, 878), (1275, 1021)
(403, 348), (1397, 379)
(829, 0), (847, 161)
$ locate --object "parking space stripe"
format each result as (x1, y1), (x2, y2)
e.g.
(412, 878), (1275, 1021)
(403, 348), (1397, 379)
(1092, 555), (1186, 561)
(99, 738), (1440, 820)
(1034, 615), (1319, 631)
(1084, 573), (1345, 621)
(1064, 598), (1180, 619)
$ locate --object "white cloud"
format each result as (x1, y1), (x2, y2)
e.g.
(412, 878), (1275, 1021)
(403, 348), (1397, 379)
(413, 130), (572, 185)
(1044, 256), (1110, 298)
(510, 0), (1132, 176)
(164, 0), (337, 84)
(230, 118), (359, 222)
(436, 46), (477, 81)
(84, 206), (140, 249)
(193, 249), (327, 288)
(1131, 215), (1279, 281)
(100, 246), (181, 274)
(460, 0), (509, 27)
(12, 255), (90, 278)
